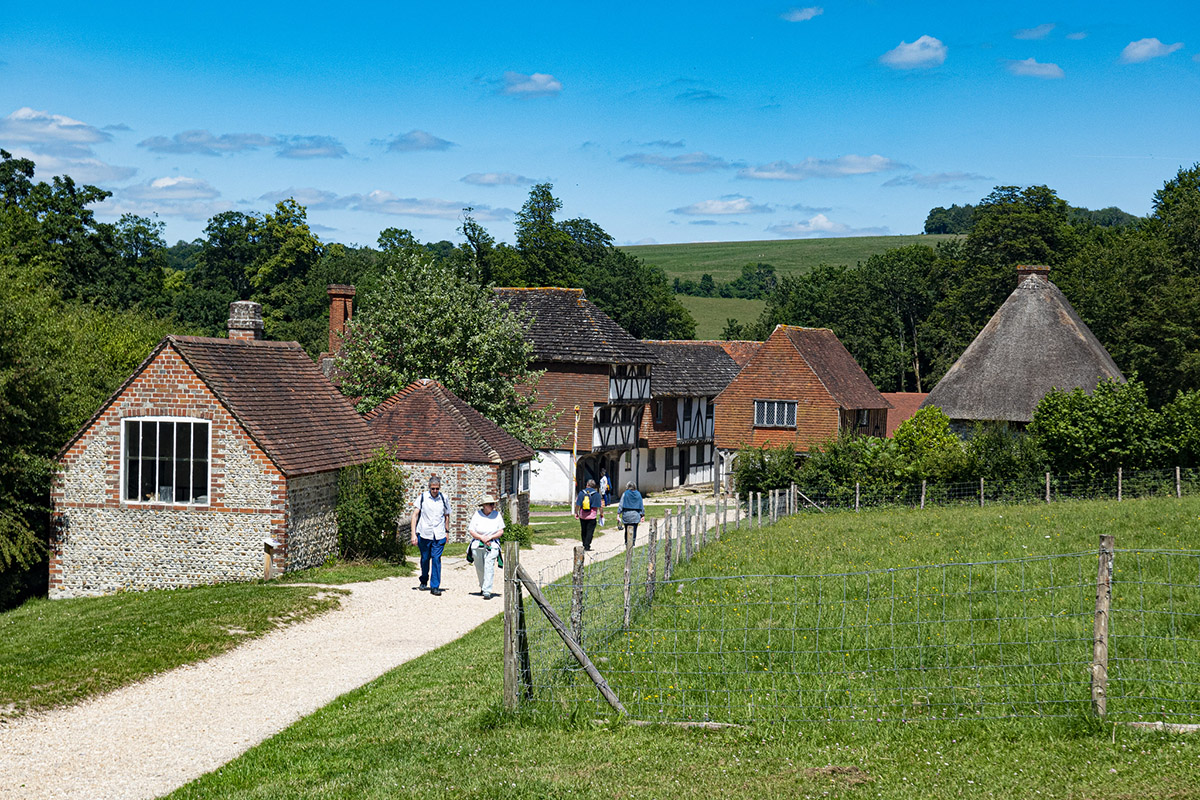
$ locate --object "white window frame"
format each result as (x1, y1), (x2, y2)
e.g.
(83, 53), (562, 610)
(120, 416), (212, 506)
(754, 400), (797, 429)
(520, 461), (531, 492)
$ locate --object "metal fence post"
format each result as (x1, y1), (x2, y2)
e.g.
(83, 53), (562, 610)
(570, 546), (585, 647)
(503, 540), (522, 711)
(1092, 534), (1115, 717)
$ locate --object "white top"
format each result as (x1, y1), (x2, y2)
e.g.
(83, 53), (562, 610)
(412, 490), (451, 539)
(468, 508), (505, 543)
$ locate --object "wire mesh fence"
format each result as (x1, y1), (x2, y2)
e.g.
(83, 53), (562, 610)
(511, 497), (1200, 726)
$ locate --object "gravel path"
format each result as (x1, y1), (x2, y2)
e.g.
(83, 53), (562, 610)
(0, 525), (642, 800)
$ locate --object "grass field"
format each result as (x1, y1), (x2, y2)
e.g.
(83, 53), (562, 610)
(676, 295), (765, 339)
(167, 496), (1200, 799)
(623, 234), (960, 284)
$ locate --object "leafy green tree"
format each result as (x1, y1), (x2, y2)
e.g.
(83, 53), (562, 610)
(892, 406), (966, 481)
(732, 443), (800, 496)
(963, 423), (1045, 482)
(1150, 162), (1200, 272)
(923, 203), (976, 234)
(336, 450), (408, 562)
(1162, 390), (1200, 468)
(335, 253), (556, 447)
(698, 273), (715, 297)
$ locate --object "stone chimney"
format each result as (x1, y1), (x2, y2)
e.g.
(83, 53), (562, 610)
(327, 284), (356, 354)
(228, 301), (264, 340)
(1017, 265), (1050, 285)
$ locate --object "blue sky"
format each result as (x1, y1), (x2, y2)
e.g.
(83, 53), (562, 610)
(2, 1), (1197, 247)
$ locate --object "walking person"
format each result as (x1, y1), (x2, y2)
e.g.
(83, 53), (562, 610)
(574, 478), (601, 551)
(468, 494), (505, 600)
(410, 475), (451, 596)
(618, 482), (645, 546)
(599, 469), (612, 506)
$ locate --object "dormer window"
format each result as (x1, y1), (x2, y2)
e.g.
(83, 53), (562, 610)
(122, 418), (210, 505)
(754, 400), (796, 428)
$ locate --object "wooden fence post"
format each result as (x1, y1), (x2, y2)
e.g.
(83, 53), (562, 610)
(570, 546), (585, 647)
(920, 479), (926, 510)
(700, 500), (707, 547)
(1046, 472), (1051, 504)
(855, 482), (860, 512)
(663, 511), (674, 581)
(791, 483), (797, 516)
(623, 527), (633, 629)
(684, 504), (693, 560)
(979, 477), (984, 507)
(1091, 534), (1115, 717)
(503, 540), (522, 711)
(735, 493), (741, 530)
(646, 519), (657, 603)
(1178, 466), (1182, 499)
(1118, 467), (1123, 502)
(756, 492), (762, 529)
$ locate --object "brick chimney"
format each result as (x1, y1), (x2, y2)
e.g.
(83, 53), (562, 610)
(1017, 265), (1050, 285)
(327, 284), (356, 354)
(228, 301), (264, 340)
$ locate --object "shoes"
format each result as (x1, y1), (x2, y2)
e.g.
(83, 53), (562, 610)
(483, 592), (493, 600)
(416, 584), (429, 591)
(583, 546), (591, 551)
(431, 588), (443, 597)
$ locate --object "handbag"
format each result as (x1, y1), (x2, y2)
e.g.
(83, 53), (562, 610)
(466, 542), (475, 563)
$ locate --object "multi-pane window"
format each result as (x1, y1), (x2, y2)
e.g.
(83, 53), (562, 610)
(754, 400), (797, 428)
(123, 418), (210, 504)
(520, 462), (531, 492)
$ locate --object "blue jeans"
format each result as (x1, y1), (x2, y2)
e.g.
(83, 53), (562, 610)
(418, 537), (447, 589)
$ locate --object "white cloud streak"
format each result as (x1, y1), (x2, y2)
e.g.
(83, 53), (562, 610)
(501, 72), (563, 97)
(882, 172), (990, 188)
(671, 195), (772, 216)
(781, 7), (823, 22)
(767, 214), (889, 238)
(879, 35), (947, 69)
(1119, 38), (1183, 63)
(620, 151), (736, 174)
(739, 154), (903, 181)
(1014, 23), (1055, 40)
(460, 172), (535, 186)
(379, 130), (456, 152)
(1006, 58), (1065, 78)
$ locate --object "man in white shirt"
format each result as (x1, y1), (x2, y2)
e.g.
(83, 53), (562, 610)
(410, 475), (451, 596)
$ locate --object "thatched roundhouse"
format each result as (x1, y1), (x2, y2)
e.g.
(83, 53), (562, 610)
(921, 265), (1124, 430)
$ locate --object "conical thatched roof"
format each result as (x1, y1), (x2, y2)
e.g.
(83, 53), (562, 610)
(922, 271), (1124, 424)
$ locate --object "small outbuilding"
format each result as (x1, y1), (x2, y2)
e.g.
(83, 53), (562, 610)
(921, 265), (1125, 430)
(364, 378), (535, 541)
(50, 302), (381, 598)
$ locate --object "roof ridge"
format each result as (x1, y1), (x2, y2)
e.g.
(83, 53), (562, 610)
(427, 382), (500, 462)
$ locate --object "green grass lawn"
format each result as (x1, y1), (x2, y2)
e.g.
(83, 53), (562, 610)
(167, 496), (1200, 799)
(0, 581), (345, 718)
(676, 295), (765, 339)
(623, 234), (960, 284)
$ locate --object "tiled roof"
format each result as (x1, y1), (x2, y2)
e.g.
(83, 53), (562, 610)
(881, 392), (928, 437)
(169, 336), (382, 476)
(495, 287), (659, 365)
(712, 340), (762, 367)
(781, 326), (890, 410)
(643, 340), (741, 396)
(365, 378), (534, 464)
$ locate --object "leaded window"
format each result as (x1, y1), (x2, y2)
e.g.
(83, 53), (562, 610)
(754, 400), (797, 428)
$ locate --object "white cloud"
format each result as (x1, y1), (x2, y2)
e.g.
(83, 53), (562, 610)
(379, 130), (455, 152)
(1066, 31), (1087, 41)
(0, 107), (112, 157)
(1014, 23), (1055, 40)
(123, 176), (220, 201)
(1120, 38), (1183, 63)
(671, 195), (772, 215)
(1006, 58), (1065, 78)
(501, 72), (563, 97)
(739, 154), (903, 181)
(8, 147), (137, 183)
(781, 7), (823, 22)
(879, 35), (947, 69)
(275, 135), (347, 159)
(344, 190), (512, 220)
(767, 214), (889, 238)
(138, 130), (276, 155)
(883, 171), (990, 188)
(258, 187), (350, 209)
(619, 151), (736, 174)
(461, 172), (534, 186)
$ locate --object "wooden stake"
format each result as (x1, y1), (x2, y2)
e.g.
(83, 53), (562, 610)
(979, 477), (984, 507)
(646, 519), (657, 603)
(920, 479), (926, 510)
(623, 527), (633, 628)
(570, 546), (586, 647)
(1118, 467), (1123, 502)
(1046, 472), (1051, 504)
(855, 482), (860, 512)
(664, 510), (674, 581)
(735, 493), (741, 530)
(516, 564), (626, 715)
(503, 541), (521, 711)
(1178, 466), (1182, 499)
(1092, 534), (1115, 717)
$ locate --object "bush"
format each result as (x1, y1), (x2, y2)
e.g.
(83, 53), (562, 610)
(732, 443), (800, 496)
(892, 407), (966, 481)
(499, 502), (534, 548)
(336, 450), (408, 562)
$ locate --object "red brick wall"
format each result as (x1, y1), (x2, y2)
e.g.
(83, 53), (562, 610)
(643, 398), (677, 449)
(532, 362), (609, 449)
(713, 330), (840, 452)
(51, 346), (289, 592)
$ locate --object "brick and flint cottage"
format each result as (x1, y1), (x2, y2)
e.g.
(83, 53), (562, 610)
(714, 324), (890, 482)
(638, 340), (742, 492)
(364, 378), (535, 541)
(921, 265), (1125, 432)
(495, 288), (659, 504)
(50, 302), (381, 598)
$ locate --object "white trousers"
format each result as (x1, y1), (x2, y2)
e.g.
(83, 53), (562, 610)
(471, 540), (499, 594)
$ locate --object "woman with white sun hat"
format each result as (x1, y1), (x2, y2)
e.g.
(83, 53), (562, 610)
(467, 494), (505, 600)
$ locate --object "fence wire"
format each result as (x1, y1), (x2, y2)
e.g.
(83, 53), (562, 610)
(516, 498), (1200, 725)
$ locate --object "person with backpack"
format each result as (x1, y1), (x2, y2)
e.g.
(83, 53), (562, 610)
(410, 474), (452, 596)
(618, 481), (646, 546)
(574, 478), (601, 551)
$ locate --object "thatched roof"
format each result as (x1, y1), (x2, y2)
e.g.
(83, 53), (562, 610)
(922, 272), (1124, 424)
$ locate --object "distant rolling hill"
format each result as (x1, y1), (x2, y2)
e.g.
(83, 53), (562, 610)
(621, 234), (960, 284)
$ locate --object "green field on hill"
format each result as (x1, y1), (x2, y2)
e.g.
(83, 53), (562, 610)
(676, 295), (765, 339)
(623, 234), (960, 283)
